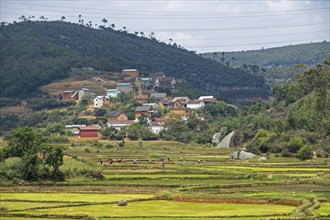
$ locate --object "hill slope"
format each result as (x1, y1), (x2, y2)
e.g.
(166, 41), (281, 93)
(201, 42), (329, 67)
(0, 21), (268, 105)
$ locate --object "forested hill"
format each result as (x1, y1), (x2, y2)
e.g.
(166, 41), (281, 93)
(201, 42), (329, 67)
(0, 21), (268, 105)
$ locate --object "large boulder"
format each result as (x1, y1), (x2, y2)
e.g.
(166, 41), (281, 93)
(212, 132), (222, 144)
(229, 150), (256, 160)
(212, 127), (227, 145)
(258, 157), (267, 162)
(217, 130), (235, 148)
(118, 200), (128, 206)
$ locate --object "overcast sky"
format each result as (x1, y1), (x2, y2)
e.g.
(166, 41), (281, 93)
(1, 0), (329, 53)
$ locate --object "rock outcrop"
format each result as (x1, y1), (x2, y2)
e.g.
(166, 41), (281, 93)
(217, 130), (235, 148)
(258, 157), (267, 162)
(118, 200), (128, 206)
(229, 150), (256, 160)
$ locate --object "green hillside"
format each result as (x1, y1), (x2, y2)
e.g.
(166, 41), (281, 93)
(201, 42), (329, 67)
(0, 21), (268, 105)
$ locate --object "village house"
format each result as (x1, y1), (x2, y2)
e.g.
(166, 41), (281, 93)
(107, 119), (134, 130)
(187, 100), (205, 109)
(172, 97), (190, 106)
(122, 69), (139, 78)
(149, 72), (165, 80)
(93, 96), (110, 108)
(199, 96), (218, 104)
(150, 93), (167, 101)
(116, 82), (133, 93)
(79, 125), (100, 138)
(148, 121), (164, 134)
(169, 107), (188, 116)
(65, 125), (86, 136)
(106, 89), (121, 98)
(62, 90), (76, 100)
(108, 110), (128, 121)
(62, 88), (93, 101)
(140, 77), (153, 87)
(135, 105), (156, 119)
(157, 99), (171, 108)
(134, 95), (149, 104)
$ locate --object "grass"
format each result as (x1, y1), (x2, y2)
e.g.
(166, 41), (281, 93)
(0, 201), (70, 211)
(14, 200), (295, 217)
(2, 140), (330, 219)
(316, 202), (330, 216)
(0, 193), (154, 203)
(103, 174), (215, 179)
(205, 165), (329, 172)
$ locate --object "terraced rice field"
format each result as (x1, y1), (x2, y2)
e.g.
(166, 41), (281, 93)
(1, 140), (329, 219)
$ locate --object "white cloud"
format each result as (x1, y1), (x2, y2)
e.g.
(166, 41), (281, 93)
(1, 0), (328, 52)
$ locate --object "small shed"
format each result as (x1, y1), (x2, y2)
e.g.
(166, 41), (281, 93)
(79, 125), (99, 138)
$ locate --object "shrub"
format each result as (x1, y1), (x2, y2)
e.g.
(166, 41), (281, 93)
(281, 148), (292, 157)
(297, 145), (313, 160)
(287, 137), (305, 153)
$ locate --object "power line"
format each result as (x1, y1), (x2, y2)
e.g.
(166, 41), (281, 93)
(3, 2), (329, 15)
(139, 21), (329, 32)
(190, 39), (328, 48)
(174, 30), (329, 41)
(2, 6), (328, 19)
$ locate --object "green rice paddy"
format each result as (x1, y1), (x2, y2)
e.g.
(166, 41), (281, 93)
(1, 140), (329, 219)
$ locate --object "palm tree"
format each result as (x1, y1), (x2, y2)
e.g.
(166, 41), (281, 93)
(148, 32), (155, 39)
(140, 32), (145, 37)
(78, 14), (82, 24)
(102, 18), (108, 26)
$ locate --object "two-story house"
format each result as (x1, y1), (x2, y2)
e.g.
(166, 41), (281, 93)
(116, 82), (133, 93)
(135, 105), (156, 119)
(94, 96), (110, 108)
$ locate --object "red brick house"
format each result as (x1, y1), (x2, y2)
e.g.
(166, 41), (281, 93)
(79, 125), (99, 138)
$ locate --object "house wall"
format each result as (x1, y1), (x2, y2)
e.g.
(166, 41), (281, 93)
(187, 103), (204, 109)
(62, 92), (74, 100)
(80, 130), (99, 138)
(117, 113), (128, 121)
(117, 85), (132, 93)
(135, 112), (149, 119)
(150, 126), (163, 134)
(173, 101), (183, 108)
(123, 71), (139, 78)
(170, 109), (188, 116)
(94, 99), (103, 108)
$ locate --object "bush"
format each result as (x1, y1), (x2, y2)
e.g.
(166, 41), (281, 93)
(281, 148), (292, 157)
(287, 137), (305, 153)
(297, 145), (313, 160)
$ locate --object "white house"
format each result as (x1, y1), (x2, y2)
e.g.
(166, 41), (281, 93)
(107, 119), (134, 130)
(198, 96), (214, 100)
(148, 121), (164, 134)
(93, 96), (110, 108)
(187, 100), (205, 109)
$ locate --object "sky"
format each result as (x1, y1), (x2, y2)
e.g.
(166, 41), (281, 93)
(1, 0), (329, 53)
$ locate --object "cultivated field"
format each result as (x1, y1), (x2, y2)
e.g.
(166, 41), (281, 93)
(1, 140), (329, 219)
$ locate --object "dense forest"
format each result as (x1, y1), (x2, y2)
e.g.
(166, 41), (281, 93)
(201, 42), (330, 86)
(0, 21), (268, 105)
(201, 42), (329, 67)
